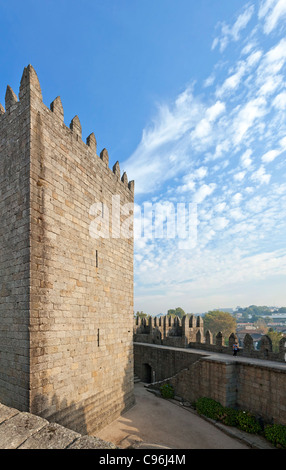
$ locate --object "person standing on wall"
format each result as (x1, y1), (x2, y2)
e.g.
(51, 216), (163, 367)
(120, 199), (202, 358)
(233, 342), (239, 356)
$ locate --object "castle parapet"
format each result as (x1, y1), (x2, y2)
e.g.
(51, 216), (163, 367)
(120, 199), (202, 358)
(134, 314), (204, 348)
(133, 315), (286, 363)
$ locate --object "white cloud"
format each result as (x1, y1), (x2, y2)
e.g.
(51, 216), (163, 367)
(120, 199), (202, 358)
(261, 148), (281, 163)
(232, 192), (243, 205)
(191, 101), (225, 143)
(258, 0), (277, 19)
(214, 202), (227, 213)
(231, 4), (255, 39)
(279, 135), (286, 149)
(233, 97), (267, 145)
(251, 165), (271, 184)
(193, 183), (216, 204)
(273, 91), (286, 109)
(264, 37), (286, 71)
(257, 73), (283, 97)
(212, 4), (255, 52)
(204, 74), (215, 88)
(259, 0), (286, 34)
(234, 171), (246, 181)
(240, 149), (253, 169)
(195, 166), (208, 179)
(206, 101), (226, 121)
(245, 196), (268, 213)
(246, 49), (263, 67)
(127, 0), (286, 314)
(216, 62), (246, 97)
(122, 88), (204, 194)
(229, 207), (245, 221)
(212, 216), (229, 230)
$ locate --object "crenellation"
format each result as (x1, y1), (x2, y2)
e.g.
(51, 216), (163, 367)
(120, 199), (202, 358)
(121, 171), (128, 185)
(50, 96), (64, 122)
(128, 180), (134, 192)
(134, 314), (286, 363)
(112, 160), (120, 178)
(69, 115), (82, 139)
(100, 147), (109, 165)
(86, 132), (97, 152)
(5, 85), (18, 112)
(19, 64), (43, 102)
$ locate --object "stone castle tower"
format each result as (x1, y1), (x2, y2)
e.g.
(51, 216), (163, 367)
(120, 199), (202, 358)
(0, 65), (134, 434)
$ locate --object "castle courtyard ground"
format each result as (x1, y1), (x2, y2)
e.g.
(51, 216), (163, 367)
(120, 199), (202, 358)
(96, 382), (262, 450)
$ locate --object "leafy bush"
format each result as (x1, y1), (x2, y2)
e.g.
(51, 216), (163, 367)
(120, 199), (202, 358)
(195, 397), (263, 433)
(195, 397), (225, 421)
(236, 410), (262, 434)
(160, 383), (174, 399)
(264, 424), (286, 448)
(220, 407), (239, 427)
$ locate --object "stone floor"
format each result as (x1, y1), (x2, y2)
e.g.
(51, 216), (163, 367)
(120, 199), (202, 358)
(96, 382), (275, 449)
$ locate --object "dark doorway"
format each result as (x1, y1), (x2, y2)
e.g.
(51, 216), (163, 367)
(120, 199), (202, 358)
(142, 363), (152, 383)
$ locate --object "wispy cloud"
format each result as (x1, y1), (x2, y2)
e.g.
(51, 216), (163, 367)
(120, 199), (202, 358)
(212, 3), (255, 52)
(259, 0), (286, 34)
(123, 0), (286, 313)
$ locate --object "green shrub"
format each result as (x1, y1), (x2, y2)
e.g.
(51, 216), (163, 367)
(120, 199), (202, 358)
(195, 397), (264, 435)
(195, 397), (225, 421)
(264, 424), (286, 448)
(220, 407), (239, 427)
(160, 383), (174, 399)
(236, 410), (262, 434)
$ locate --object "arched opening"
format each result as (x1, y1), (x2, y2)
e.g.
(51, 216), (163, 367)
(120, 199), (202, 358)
(142, 363), (152, 383)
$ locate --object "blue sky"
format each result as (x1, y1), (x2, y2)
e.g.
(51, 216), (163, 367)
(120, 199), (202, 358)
(1, 0), (286, 314)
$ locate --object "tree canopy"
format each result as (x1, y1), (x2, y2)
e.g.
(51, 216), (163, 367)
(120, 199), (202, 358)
(134, 311), (148, 318)
(203, 310), (236, 340)
(267, 329), (284, 353)
(167, 307), (185, 318)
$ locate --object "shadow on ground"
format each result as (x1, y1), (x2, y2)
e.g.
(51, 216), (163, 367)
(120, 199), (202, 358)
(96, 382), (251, 449)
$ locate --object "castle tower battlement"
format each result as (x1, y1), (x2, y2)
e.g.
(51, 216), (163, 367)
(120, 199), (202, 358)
(0, 65), (134, 434)
(0, 65), (134, 193)
(134, 314), (204, 347)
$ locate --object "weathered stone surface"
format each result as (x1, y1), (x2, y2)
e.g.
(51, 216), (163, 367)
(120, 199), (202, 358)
(0, 406), (118, 449)
(0, 404), (19, 424)
(19, 422), (81, 449)
(68, 435), (117, 449)
(0, 65), (134, 434)
(0, 412), (48, 449)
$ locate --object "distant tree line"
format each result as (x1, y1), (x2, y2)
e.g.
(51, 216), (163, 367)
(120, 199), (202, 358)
(235, 305), (286, 322)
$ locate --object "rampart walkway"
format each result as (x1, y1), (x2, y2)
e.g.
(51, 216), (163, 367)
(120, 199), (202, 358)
(135, 342), (286, 369)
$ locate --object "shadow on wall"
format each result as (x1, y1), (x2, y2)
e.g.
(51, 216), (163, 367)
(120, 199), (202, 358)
(31, 393), (89, 435)
(30, 346), (135, 436)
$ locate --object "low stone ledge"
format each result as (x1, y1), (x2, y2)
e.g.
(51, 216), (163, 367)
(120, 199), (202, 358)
(0, 403), (117, 449)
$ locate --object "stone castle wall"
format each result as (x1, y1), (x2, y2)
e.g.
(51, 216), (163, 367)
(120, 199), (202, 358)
(134, 315), (286, 424)
(135, 343), (286, 425)
(134, 314), (204, 348)
(134, 314), (286, 362)
(0, 65), (134, 434)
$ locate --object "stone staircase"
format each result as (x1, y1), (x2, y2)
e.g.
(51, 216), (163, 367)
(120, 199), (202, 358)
(134, 374), (141, 384)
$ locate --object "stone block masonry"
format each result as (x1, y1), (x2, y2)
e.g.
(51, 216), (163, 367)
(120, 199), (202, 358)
(136, 343), (286, 426)
(0, 65), (135, 434)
